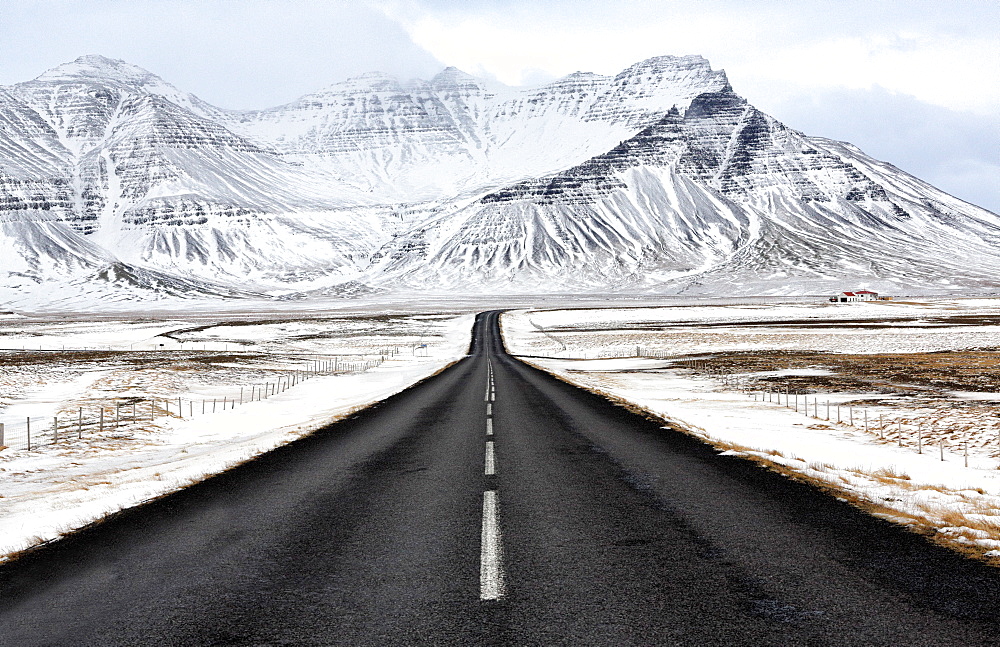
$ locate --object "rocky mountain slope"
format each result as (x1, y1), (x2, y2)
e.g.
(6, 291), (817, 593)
(0, 54), (997, 306)
(369, 88), (1000, 294)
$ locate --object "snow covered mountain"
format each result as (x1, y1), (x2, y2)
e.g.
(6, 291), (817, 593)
(0, 54), (998, 306)
(368, 88), (1000, 295)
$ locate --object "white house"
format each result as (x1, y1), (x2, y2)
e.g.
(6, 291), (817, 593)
(831, 290), (879, 303)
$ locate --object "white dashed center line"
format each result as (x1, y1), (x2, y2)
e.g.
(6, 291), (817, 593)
(485, 440), (496, 475)
(479, 353), (504, 601)
(480, 490), (504, 600)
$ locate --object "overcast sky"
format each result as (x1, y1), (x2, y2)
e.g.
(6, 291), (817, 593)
(1, 0), (997, 213)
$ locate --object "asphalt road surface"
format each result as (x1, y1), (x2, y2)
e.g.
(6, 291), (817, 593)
(4, 311), (1000, 645)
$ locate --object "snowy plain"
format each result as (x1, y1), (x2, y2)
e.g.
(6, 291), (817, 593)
(502, 298), (1000, 562)
(0, 309), (474, 562)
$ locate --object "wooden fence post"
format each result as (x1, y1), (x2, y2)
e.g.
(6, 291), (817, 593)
(53, 417), (58, 444)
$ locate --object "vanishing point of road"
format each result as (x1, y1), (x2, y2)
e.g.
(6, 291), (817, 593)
(4, 311), (1000, 645)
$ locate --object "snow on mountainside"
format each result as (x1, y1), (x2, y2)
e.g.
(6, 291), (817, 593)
(368, 87), (1000, 295)
(220, 55), (728, 202)
(0, 54), (998, 306)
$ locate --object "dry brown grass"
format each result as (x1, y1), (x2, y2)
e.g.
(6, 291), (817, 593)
(870, 467), (912, 481)
(687, 349), (1000, 395)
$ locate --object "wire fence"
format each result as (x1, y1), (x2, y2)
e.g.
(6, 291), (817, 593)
(529, 328), (995, 466)
(0, 351), (396, 453)
(593, 346), (674, 359)
(541, 346), (676, 360)
(676, 359), (999, 466)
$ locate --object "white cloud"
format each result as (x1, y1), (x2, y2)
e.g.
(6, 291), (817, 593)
(380, 1), (769, 85)
(738, 33), (1000, 115)
(381, 1), (1000, 114)
(0, 0), (445, 108)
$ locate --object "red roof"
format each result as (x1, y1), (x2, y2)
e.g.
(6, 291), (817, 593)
(855, 290), (878, 294)
(842, 292), (856, 296)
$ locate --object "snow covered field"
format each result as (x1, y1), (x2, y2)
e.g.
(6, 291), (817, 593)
(0, 310), (474, 562)
(502, 298), (1000, 562)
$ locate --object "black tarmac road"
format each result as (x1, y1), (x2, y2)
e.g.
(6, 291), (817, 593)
(4, 311), (1000, 645)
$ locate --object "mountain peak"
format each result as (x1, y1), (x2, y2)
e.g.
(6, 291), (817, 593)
(32, 54), (163, 88)
(430, 66), (489, 91)
(436, 66), (469, 78)
(74, 54), (122, 66)
(616, 54), (729, 89)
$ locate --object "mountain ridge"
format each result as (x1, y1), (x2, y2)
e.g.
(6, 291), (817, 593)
(0, 54), (997, 307)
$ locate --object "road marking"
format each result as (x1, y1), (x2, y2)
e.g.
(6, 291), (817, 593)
(480, 490), (504, 600)
(486, 403), (492, 416)
(485, 441), (495, 475)
(486, 418), (493, 436)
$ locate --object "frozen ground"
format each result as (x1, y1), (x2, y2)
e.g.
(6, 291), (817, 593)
(0, 310), (474, 562)
(502, 298), (1000, 562)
